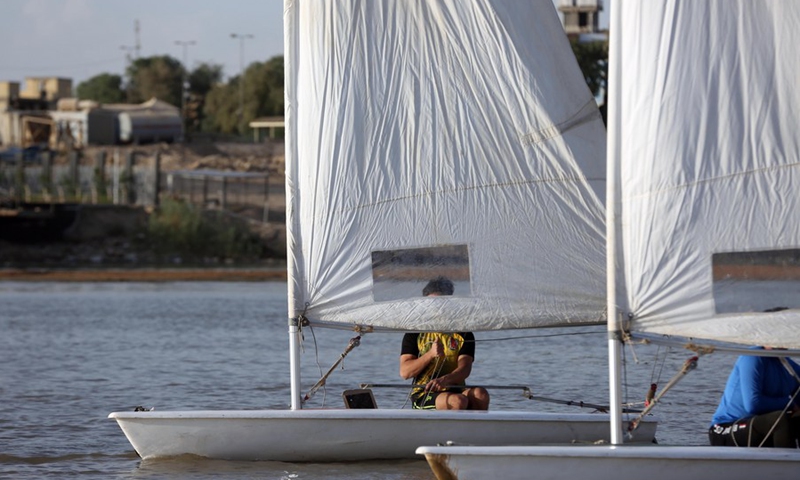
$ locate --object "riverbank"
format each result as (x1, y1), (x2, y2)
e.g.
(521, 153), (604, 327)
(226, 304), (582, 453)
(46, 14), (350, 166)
(0, 266), (287, 282)
(1, 140), (288, 275)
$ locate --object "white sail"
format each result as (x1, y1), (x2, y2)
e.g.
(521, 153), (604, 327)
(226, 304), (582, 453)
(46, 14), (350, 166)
(416, 2), (800, 476)
(107, 1), (663, 462)
(614, 1), (800, 348)
(285, 0), (607, 331)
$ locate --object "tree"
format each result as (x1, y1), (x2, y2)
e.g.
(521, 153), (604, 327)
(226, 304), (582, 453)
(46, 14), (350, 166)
(246, 55), (284, 121)
(202, 55), (284, 135)
(202, 81), (239, 134)
(125, 55), (183, 106)
(188, 62), (224, 97)
(76, 73), (126, 103)
(179, 63), (224, 133)
(569, 38), (608, 123)
(184, 93), (205, 132)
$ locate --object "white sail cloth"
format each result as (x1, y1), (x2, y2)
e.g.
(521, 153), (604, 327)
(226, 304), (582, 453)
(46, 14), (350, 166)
(614, 1), (800, 348)
(285, 0), (607, 331)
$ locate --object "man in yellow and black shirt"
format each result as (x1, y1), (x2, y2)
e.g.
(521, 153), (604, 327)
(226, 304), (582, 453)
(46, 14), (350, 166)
(399, 277), (490, 410)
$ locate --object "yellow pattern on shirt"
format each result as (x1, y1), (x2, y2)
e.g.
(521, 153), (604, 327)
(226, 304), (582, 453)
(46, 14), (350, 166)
(413, 332), (466, 391)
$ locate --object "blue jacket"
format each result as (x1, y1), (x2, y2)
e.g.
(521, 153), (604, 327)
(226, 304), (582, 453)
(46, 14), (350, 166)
(710, 351), (800, 426)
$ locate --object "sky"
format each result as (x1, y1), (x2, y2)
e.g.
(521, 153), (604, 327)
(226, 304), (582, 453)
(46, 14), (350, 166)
(0, 0), (608, 90)
(0, 0), (285, 88)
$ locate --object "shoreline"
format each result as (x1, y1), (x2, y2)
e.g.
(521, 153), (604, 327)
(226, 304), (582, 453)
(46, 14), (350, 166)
(713, 264), (800, 281)
(0, 267), (288, 282)
(3, 263), (798, 283)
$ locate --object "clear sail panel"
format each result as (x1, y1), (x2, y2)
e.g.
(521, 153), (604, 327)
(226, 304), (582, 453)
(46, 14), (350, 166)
(371, 246), (471, 302)
(713, 249), (800, 314)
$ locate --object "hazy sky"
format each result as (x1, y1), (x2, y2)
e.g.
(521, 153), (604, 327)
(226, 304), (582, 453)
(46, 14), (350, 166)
(0, 0), (284, 87)
(0, 0), (608, 89)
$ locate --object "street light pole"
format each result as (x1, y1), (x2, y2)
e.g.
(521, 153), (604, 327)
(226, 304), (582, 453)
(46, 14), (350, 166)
(174, 40), (196, 139)
(230, 33), (254, 126)
(119, 45), (137, 103)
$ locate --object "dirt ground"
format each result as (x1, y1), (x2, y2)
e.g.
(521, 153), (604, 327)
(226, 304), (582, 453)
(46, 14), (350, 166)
(80, 139), (286, 175)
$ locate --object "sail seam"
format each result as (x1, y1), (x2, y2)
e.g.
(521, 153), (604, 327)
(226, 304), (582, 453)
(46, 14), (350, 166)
(332, 175), (600, 214)
(520, 99), (600, 146)
(624, 161), (800, 202)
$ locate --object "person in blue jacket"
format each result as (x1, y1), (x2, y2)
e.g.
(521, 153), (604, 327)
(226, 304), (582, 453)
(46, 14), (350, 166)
(709, 348), (800, 448)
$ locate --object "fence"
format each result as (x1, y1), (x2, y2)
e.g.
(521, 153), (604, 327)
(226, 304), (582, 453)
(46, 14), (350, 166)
(0, 149), (270, 221)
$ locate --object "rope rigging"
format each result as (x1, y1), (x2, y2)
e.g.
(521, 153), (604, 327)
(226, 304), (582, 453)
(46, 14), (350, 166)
(627, 355), (699, 435)
(622, 339), (800, 446)
(297, 318), (683, 414)
(362, 383), (629, 412)
(473, 331), (604, 342)
(297, 328), (618, 411)
(302, 334), (362, 405)
(620, 325), (702, 437)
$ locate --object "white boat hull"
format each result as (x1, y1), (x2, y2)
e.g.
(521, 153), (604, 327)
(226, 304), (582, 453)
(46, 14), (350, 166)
(108, 409), (657, 461)
(416, 444), (800, 480)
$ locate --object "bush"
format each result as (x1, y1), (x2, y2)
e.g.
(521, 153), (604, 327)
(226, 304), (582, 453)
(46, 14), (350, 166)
(147, 198), (264, 260)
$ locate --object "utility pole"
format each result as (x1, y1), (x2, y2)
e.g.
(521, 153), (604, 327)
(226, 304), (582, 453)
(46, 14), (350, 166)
(120, 45), (137, 65)
(175, 40), (196, 140)
(230, 33), (254, 126)
(119, 45), (137, 103)
(134, 19), (141, 58)
(121, 19), (141, 104)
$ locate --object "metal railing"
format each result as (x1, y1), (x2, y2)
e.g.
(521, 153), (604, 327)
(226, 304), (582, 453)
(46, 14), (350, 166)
(0, 149), (271, 222)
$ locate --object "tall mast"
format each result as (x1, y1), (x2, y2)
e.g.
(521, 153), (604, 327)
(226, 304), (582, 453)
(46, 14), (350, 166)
(284, 0), (302, 411)
(606, 0), (624, 445)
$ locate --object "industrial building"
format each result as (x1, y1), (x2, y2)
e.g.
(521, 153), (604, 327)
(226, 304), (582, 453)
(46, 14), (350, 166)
(0, 76), (182, 151)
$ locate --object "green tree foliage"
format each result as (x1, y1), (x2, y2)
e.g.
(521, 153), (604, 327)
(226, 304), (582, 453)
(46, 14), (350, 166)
(202, 55), (284, 135)
(202, 82), (239, 134)
(76, 73), (126, 103)
(245, 56), (284, 122)
(569, 38), (608, 122)
(125, 55), (183, 107)
(78, 55), (284, 135)
(184, 63), (224, 133)
(188, 62), (224, 96)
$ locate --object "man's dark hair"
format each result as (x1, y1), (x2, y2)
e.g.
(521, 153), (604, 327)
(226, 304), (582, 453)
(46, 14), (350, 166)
(422, 276), (454, 296)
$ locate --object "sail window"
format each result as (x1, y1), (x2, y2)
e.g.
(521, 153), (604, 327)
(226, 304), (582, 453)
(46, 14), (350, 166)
(712, 249), (800, 314)
(371, 245), (471, 302)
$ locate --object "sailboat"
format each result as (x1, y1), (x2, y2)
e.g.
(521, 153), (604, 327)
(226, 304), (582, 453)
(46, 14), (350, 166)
(108, 0), (657, 461)
(417, 0), (800, 477)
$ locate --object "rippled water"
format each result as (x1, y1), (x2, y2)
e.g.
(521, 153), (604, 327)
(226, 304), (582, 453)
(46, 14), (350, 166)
(0, 281), (738, 479)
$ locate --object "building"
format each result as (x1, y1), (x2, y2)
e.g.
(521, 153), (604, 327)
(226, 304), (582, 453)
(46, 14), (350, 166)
(19, 77), (72, 102)
(49, 98), (182, 147)
(0, 77), (73, 148)
(0, 81), (21, 112)
(558, 0), (603, 35)
(249, 117), (285, 142)
(1, 73), (182, 148)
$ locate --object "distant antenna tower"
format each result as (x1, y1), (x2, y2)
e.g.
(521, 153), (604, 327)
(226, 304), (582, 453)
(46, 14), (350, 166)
(135, 19), (141, 58)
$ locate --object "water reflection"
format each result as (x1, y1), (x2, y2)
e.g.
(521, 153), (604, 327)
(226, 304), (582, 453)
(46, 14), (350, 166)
(713, 249), (800, 313)
(371, 245), (470, 301)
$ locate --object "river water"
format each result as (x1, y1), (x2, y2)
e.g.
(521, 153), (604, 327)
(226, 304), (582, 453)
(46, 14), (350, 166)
(0, 281), (739, 479)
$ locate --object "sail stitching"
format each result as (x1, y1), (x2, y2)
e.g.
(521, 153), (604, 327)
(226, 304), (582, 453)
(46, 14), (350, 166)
(330, 175), (599, 215)
(520, 99), (600, 146)
(623, 161), (800, 202)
